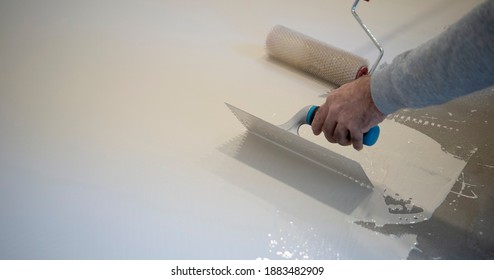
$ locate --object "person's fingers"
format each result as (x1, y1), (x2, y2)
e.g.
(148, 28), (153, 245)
(349, 126), (364, 151)
(311, 75), (385, 150)
(333, 123), (351, 146)
(311, 103), (328, 136)
(321, 117), (337, 144)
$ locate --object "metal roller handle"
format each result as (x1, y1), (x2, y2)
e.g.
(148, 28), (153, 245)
(352, 0), (384, 74)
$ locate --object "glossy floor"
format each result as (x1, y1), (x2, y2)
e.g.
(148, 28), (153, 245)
(0, 0), (492, 259)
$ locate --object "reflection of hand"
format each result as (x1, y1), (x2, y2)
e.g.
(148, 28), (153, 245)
(311, 75), (386, 151)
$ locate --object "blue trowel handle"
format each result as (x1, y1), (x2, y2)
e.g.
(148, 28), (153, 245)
(306, 105), (380, 146)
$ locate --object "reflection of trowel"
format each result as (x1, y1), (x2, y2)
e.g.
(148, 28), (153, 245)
(225, 103), (378, 188)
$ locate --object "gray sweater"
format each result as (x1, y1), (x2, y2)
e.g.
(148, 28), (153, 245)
(371, 0), (494, 114)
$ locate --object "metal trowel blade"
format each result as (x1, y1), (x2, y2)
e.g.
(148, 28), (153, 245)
(225, 103), (373, 188)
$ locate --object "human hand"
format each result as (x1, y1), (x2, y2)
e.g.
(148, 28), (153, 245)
(311, 75), (386, 151)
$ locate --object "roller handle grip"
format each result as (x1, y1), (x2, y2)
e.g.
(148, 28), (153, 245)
(306, 105), (380, 146)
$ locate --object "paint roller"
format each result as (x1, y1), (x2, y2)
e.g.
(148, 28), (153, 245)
(264, 0), (383, 146)
(266, 0), (383, 86)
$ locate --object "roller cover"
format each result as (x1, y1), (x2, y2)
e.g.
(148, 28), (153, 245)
(266, 25), (369, 86)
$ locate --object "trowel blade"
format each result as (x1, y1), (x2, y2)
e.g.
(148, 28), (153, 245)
(225, 103), (374, 188)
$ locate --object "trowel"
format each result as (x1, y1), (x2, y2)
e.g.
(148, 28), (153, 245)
(226, 103), (379, 188)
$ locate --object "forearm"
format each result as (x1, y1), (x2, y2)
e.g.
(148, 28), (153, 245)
(371, 0), (494, 115)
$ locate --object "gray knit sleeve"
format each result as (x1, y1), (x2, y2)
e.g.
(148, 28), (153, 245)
(370, 0), (494, 115)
